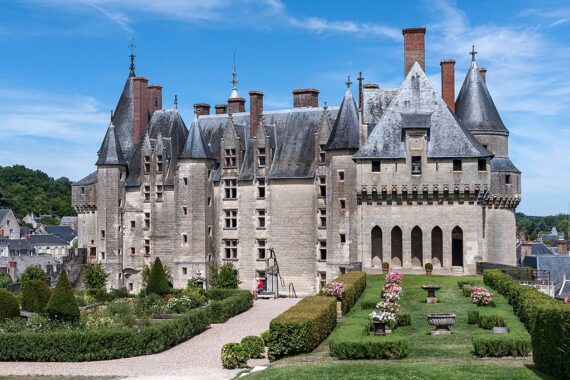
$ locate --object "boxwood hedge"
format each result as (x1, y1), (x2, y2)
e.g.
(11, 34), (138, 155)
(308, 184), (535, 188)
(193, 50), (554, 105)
(329, 336), (409, 359)
(333, 272), (366, 314)
(472, 335), (531, 357)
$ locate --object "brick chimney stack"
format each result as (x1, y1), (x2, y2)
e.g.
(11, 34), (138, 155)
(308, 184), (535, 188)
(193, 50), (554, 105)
(133, 76), (149, 145)
(249, 90), (264, 137)
(147, 84), (163, 117)
(292, 88), (319, 108)
(479, 67), (487, 82)
(8, 260), (17, 283)
(228, 97), (246, 114)
(403, 27), (426, 76)
(194, 103), (211, 116)
(215, 104), (228, 114)
(440, 59), (456, 113)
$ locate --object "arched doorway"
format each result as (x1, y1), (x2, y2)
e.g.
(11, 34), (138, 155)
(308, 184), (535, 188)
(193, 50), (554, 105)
(391, 226), (403, 267)
(452, 226), (464, 267)
(431, 227), (443, 267)
(371, 226), (383, 268)
(411, 226), (423, 268)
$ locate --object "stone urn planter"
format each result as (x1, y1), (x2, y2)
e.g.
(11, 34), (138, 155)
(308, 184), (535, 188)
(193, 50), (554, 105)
(372, 321), (387, 336)
(427, 313), (456, 335)
(421, 285), (442, 304)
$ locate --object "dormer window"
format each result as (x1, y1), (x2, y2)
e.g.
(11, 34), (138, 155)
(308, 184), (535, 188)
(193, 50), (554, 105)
(505, 174), (511, 184)
(411, 156), (421, 175)
(224, 179), (238, 199)
(143, 186), (150, 202)
(372, 160), (380, 172)
(156, 155), (163, 173)
(156, 185), (163, 202)
(144, 156), (151, 174)
(478, 159), (486, 171)
(453, 159), (462, 172)
(258, 148), (266, 167)
(319, 145), (326, 164)
(224, 149), (237, 168)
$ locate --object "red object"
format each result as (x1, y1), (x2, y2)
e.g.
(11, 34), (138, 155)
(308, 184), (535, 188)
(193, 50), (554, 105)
(257, 278), (264, 290)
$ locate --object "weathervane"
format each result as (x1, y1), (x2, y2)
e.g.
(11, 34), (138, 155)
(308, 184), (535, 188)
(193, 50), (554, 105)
(174, 94), (178, 109)
(345, 75), (352, 88)
(470, 44), (478, 62)
(229, 49), (240, 98)
(129, 38), (136, 77)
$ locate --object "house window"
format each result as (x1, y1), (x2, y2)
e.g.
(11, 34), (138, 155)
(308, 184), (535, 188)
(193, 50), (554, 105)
(224, 148), (237, 168)
(207, 169), (212, 179)
(208, 197), (212, 206)
(224, 179), (238, 199)
(340, 199), (346, 209)
(453, 159), (462, 172)
(101, 251), (105, 260)
(318, 176), (326, 197)
(183, 177), (188, 186)
(81, 187), (85, 195)
(258, 147), (266, 167)
(144, 213), (150, 230)
(144, 239), (150, 256)
(318, 271), (326, 290)
(257, 239), (267, 260)
(156, 185), (163, 202)
(183, 206), (188, 215)
(118, 249), (122, 256)
(505, 174), (511, 184)
(318, 241), (327, 261)
(144, 156), (151, 174)
(257, 178), (266, 199)
(411, 156), (421, 175)
(372, 160), (381, 172)
(223, 239), (238, 259)
(319, 144), (326, 164)
(156, 155), (163, 173)
(338, 170), (345, 181)
(318, 209), (326, 228)
(340, 233), (346, 243)
(182, 234), (188, 243)
(130, 247), (135, 255)
(478, 159), (486, 171)
(130, 220), (136, 229)
(257, 209), (266, 228)
(144, 186), (150, 202)
(182, 267), (188, 275)
(100, 230), (105, 239)
(118, 199), (123, 207)
(128, 283), (133, 291)
(208, 225), (213, 236)
(120, 172), (124, 181)
(224, 209), (238, 229)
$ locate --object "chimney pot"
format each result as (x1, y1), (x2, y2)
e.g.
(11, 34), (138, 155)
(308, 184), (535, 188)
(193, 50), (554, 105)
(194, 103), (211, 116)
(292, 88), (319, 108)
(132, 77), (150, 145)
(479, 67), (487, 82)
(249, 90), (264, 137)
(227, 97), (246, 114)
(402, 27), (426, 76)
(440, 58), (456, 113)
(363, 83), (380, 89)
(215, 104), (228, 114)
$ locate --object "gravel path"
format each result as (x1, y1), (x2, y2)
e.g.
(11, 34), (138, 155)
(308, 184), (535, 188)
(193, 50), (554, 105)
(0, 298), (300, 380)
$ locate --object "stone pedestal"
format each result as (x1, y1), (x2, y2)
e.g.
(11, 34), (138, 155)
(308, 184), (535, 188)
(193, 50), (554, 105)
(431, 329), (451, 336)
(427, 297), (438, 304)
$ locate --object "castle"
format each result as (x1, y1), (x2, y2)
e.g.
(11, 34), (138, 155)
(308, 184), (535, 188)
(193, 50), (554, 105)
(72, 27), (521, 295)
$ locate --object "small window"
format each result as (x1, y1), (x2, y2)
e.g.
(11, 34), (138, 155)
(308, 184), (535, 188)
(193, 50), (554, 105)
(81, 187), (85, 195)
(183, 206), (188, 215)
(224, 179), (238, 199)
(130, 247), (135, 255)
(143, 186), (151, 202)
(208, 225), (213, 236)
(101, 251), (105, 260)
(100, 230), (105, 239)
(156, 185), (163, 201)
(338, 171), (345, 181)
(258, 147), (266, 167)
(182, 267), (188, 275)
(183, 177), (188, 186)
(224, 209), (238, 229)
(224, 148), (237, 168)
(120, 172), (124, 181)
(340, 233), (346, 243)
(411, 156), (421, 175)
(257, 178), (266, 199)
(318, 241), (327, 261)
(156, 155), (163, 173)
(318, 209), (326, 228)
(319, 145), (326, 164)
(318, 271), (326, 290)
(453, 159), (462, 172)
(340, 199), (346, 209)
(144, 156), (151, 174)
(318, 177), (326, 197)
(130, 220), (136, 229)
(339, 266), (346, 275)
(144, 239), (150, 256)
(257, 209), (266, 228)
(257, 239), (266, 260)
(478, 159), (486, 171)
(182, 234), (188, 243)
(224, 239), (238, 259)
(118, 248), (122, 256)
(371, 160), (381, 172)
(118, 199), (123, 207)
(208, 197), (212, 206)
(128, 283), (133, 291)
(144, 213), (150, 230)
(505, 174), (511, 184)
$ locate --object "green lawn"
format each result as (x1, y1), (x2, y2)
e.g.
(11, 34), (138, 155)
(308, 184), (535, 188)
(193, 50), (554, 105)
(246, 274), (552, 380)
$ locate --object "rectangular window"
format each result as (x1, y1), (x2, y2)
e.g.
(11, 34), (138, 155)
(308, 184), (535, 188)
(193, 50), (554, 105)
(453, 159), (462, 172)
(182, 234), (188, 243)
(144, 156), (151, 174)
(224, 239), (238, 259)
(208, 225), (213, 236)
(257, 209), (266, 228)
(319, 145), (326, 164)
(505, 174), (511, 184)
(183, 206), (188, 215)
(371, 160), (381, 172)
(224, 179), (238, 199)
(183, 177), (188, 186)
(144, 213), (150, 230)
(340, 266), (346, 274)
(340, 233), (346, 243)
(118, 199), (123, 207)
(340, 199), (346, 209)
(130, 220), (136, 229)
(156, 185), (163, 202)
(318, 271), (326, 291)
(100, 230), (105, 239)
(156, 155), (163, 173)
(130, 247), (135, 255)
(318, 176), (326, 197)
(318, 209), (326, 228)
(128, 283), (133, 291)
(257, 178), (266, 199)
(338, 170), (345, 181)
(208, 197), (212, 206)
(257, 239), (266, 260)
(224, 209), (238, 229)
(258, 147), (266, 167)
(478, 159), (486, 171)
(144, 186), (150, 202)
(411, 156), (421, 175)
(182, 267), (188, 275)
(144, 239), (150, 256)
(224, 148), (237, 168)
(101, 251), (105, 260)
(81, 187), (85, 194)
(319, 241), (327, 261)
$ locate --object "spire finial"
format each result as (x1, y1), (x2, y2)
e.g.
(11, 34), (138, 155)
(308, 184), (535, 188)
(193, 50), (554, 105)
(174, 95), (178, 109)
(345, 75), (352, 89)
(323, 101), (328, 111)
(229, 49), (240, 99)
(357, 71), (364, 116)
(470, 44), (478, 62)
(129, 38), (136, 77)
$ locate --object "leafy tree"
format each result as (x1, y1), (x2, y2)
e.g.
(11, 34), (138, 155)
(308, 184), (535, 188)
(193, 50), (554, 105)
(209, 262), (240, 289)
(0, 273), (12, 289)
(142, 262), (172, 287)
(0, 289), (20, 321)
(145, 258), (171, 296)
(20, 265), (48, 284)
(21, 280), (52, 313)
(41, 215), (60, 226)
(82, 263), (108, 289)
(45, 270), (80, 322)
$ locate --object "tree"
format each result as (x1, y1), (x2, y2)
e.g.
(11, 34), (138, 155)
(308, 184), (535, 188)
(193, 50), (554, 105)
(45, 270), (80, 322)
(20, 265), (48, 284)
(209, 262), (240, 289)
(0, 273), (12, 289)
(0, 289), (20, 321)
(82, 263), (108, 289)
(21, 280), (52, 313)
(142, 261), (172, 287)
(145, 258), (171, 295)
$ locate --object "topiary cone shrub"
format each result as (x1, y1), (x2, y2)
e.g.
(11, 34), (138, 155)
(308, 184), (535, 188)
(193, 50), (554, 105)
(0, 289), (20, 321)
(21, 279), (52, 313)
(146, 258), (172, 296)
(45, 270), (80, 322)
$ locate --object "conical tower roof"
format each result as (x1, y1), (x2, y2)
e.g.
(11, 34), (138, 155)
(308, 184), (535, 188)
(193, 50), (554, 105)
(180, 114), (215, 159)
(325, 78), (360, 151)
(96, 121), (126, 166)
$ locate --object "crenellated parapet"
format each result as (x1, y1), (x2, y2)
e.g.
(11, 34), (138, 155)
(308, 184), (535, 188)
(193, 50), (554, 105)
(357, 182), (487, 205)
(478, 190), (521, 209)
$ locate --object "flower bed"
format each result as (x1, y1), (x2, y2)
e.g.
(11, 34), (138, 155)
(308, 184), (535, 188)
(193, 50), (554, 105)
(330, 272), (366, 314)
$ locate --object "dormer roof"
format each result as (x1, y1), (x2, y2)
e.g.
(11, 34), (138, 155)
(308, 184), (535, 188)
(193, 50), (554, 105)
(96, 122), (126, 166)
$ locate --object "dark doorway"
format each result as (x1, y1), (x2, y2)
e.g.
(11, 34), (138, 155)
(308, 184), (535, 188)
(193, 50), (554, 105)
(411, 226), (423, 267)
(431, 227), (443, 267)
(391, 226), (403, 267)
(371, 226), (383, 267)
(452, 226), (463, 267)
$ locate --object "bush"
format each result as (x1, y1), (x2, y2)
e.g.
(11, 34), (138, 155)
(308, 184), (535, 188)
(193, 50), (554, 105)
(82, 264), (108, 290)
(333, 272), (366, 314)
(208, 290), (253, 323)
(472, 335), (531, 357)
(221, 343), (249, 369)
(145, 258), (171, 296)
(477, 314), (506, 330)
(382, 262), (389, 270)
(45, 270), (80, 322)
(462, 285), (472, 297)
(134, 293), (165, 317)
(533, 304), (570, 379)
(20, 265), (48, 284)
(241, 335), (265, 359)
(209, 262), (240, 289)
(0, 289), (20, 321)
(21, 280), (52, 313)
(457, 280), (474, 289)
(467, 309), (480, 325)
(397, 312), (411, 327)
(260, 330), (270, 346)
(424, 263), (433, 270)
(268, 296), (336, 360)
(0, 273), (12, 288)
(109, 287), (129, 299)
(86, 288), (112, 303)
(330, 337), (409, 359)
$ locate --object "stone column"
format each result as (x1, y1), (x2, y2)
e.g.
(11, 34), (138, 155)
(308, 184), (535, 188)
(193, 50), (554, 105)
(403, 227), (412, 269)
(442, 226), (452, 269)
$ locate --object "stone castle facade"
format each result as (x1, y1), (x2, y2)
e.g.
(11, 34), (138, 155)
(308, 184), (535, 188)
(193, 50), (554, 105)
(72, 27), (521, 295)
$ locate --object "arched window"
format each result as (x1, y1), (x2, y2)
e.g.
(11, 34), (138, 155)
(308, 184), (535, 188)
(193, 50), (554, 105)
(371, 226), (383, 267)
(411, 226), (423, 267)
(391, 226), (403, 267)
(431, 227), (443, 267)
(452, 226), (464, 267)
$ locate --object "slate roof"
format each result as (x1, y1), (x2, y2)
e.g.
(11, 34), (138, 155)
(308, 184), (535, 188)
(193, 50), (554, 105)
(29, 234), (68, 246)
(555, 280), (570, 298)
(96, 122), (127, 166)
(0, 209), (9, 223)
(180, 114), (216, 160)
(455, 60), (509, 134)
(523, 255), (570, 283)
(354, 62), (490, 160)
(111, 77), (136, 155)
(362, 85), (398, 125)
(73, 171), (97, 186)
(43, 226), (77, 244)
(7, 239), (33, 252)
(0, 255), (58, 278)
(325, 86), (360, 151)
(490, 157), (520, 173)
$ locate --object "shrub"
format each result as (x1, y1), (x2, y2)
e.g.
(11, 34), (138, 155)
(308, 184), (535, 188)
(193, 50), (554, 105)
(109, 287), (129, 299)
(0, 289), (20, 321)
(470, 286), (494, 306)
(330, 337), (409, 359)
(45, 270), (80, 322)
(209, 262), (240, 289)
(82, 264), (108, 290)
(382, 262), (389, 270)
(323, 281), (345, 300)
(20, 265), (48, 284)
(457, 280), (473, 289)
(424, 262), (433, 270)
(134, 293), (165, 317)
(268, 296), (337, 360)
(86, 288), (112, 303)
(260, 330), (270, 346)
(145, 258), (171, 296)
(472, 335), (531, 357)
(532, 304), (570, 379)
(221, 343), (249, 369)
(462, 285), (472, 297)
(397, 312), (411, 327)
(142, 262), (172, 287)
(21, 280), (51, 313)
(0, 273), (12, 289)
(333, 272), (366, 314)
(467, 309), (480, 325)
(477, 314), (506, 330)
(241, 335), (265, 359)
(208, 290), (253, 323)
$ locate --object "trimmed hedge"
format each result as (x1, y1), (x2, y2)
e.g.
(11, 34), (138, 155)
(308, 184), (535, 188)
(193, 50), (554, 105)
(330, 337), (409, 359)
(208, 290), (253, 323)
(477, 314), (505, 330)
(21, 280), (52, 313)
(0, 289), (252, 361)
(333, 272), (366, 314)
(0, 289), (20, 321)
(472, 335), (531, 357)
(241, 335), (265, 359)
(268, 295), (337, 360)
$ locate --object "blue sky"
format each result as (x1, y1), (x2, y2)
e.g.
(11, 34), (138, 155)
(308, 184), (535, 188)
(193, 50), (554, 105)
(0, 0), (568, 216)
